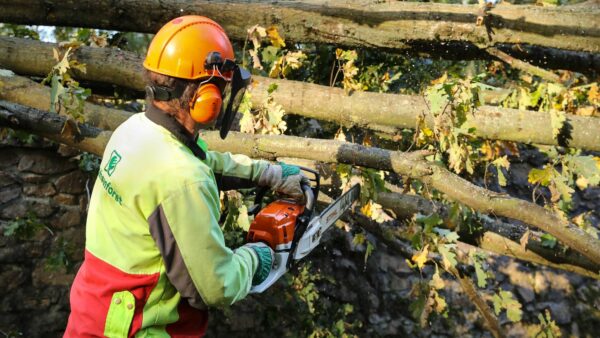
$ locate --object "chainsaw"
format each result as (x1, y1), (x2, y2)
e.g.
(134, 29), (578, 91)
(247, 167), (360, 293)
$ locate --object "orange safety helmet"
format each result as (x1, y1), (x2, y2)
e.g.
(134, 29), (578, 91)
(143, 15), (234, 124)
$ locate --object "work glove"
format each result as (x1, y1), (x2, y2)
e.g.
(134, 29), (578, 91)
(257, 163), (309, 202)
(244, 242), (275, 286)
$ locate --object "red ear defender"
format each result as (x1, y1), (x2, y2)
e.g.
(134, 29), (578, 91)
(189, 83), (222, 123)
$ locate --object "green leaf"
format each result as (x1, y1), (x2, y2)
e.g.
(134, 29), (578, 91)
(3, 220), (20, 236)
(416, 213), (443, 233)
(528, 167), (555, 186)
(409, 291), (427, 321)
(529, 85), (544, 107)
(437, 244), (457, 270)
(434, 228), (459, 243)
(267, 82), (279, 94)
(49, 74), (65, 113)
(566, 155), (600, 186)
(549, 109), (566, 140)
(540, 234), (557, 249)
(352, 232), (366, 246)
(426, 85), (449, 115)
(469, 251), (488, 288)
(553, 175), (574, 203)
(535, 309), (561, 338)
(365, 241), (375, 265)
(492, 290), (523, 322)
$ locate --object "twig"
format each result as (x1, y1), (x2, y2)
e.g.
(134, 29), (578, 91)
(486, 47), (562, 83)
(448, 265), (506, 338)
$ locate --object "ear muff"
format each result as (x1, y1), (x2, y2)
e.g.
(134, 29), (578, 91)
(189, 83), (222, 123)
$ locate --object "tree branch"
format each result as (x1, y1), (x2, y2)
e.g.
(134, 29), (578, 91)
(3, 98), (599, 268)
(198, 132), (600, 265)
(0, 100), (111, 155)
(486, 47), (562, 83)
(2, 37), (600, 151)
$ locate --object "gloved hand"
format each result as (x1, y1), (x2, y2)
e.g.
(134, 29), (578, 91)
(244, 242), (275, 286)
(257, 163), (309, 202)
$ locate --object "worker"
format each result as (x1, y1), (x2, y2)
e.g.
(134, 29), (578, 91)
(64, 15), (307, 337)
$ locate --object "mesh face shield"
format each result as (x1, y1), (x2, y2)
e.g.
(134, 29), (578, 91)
(217, 66), (251, 139)
(205, 53), (252, 139)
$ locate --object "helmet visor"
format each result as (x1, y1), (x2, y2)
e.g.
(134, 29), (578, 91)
(217, 66), (251, 139)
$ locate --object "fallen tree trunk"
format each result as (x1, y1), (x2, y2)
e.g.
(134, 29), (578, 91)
(1, 0), (598, 55)
(0, 101), (110, 155)
(2, 99), (599, 270)
(2, 37), (600, 151)
(0, 71), (131, 131)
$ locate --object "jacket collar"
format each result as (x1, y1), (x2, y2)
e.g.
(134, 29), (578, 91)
(145, 104), (206, 160)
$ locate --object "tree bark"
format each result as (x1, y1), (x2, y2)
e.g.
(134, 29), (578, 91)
(477, 231), (600, 280)
(2, 37), (600, 151)
(292, 156), (599, 279)
(1, 0), (598, 55)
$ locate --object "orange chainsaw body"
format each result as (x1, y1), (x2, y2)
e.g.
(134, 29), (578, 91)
(247, 200), (305, 249)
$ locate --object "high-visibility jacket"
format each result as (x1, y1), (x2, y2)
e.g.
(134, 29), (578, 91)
(64, 111), (268, 337)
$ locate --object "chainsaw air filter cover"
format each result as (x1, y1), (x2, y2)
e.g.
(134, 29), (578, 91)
(247, 200), (305, 250)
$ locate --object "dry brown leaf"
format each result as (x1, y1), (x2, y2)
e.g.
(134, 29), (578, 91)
(575, 106), (596, 116)
(519, 230), (531, 251)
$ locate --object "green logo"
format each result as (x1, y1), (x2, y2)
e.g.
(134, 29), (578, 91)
(104, 150), (122, 177)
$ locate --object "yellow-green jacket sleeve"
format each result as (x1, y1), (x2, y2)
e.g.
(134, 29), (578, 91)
(203, 150), (269, 191)
(148, 179), (258, 307)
